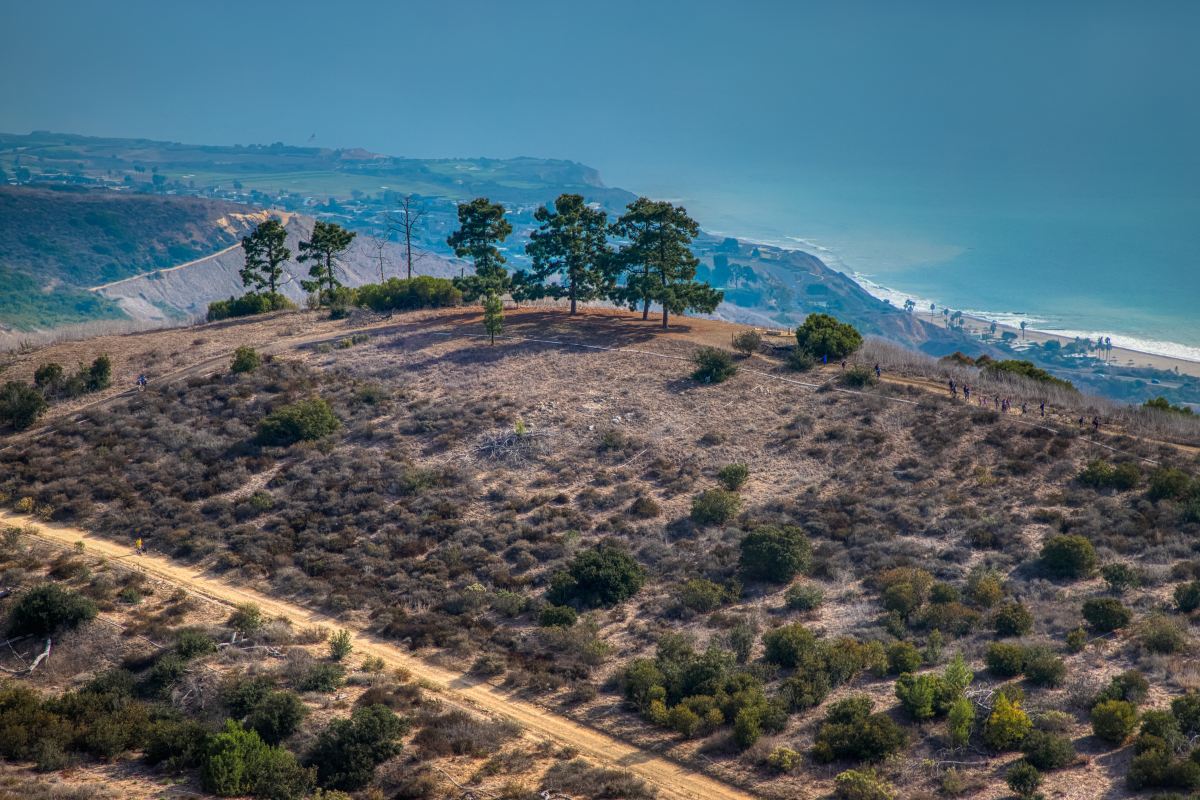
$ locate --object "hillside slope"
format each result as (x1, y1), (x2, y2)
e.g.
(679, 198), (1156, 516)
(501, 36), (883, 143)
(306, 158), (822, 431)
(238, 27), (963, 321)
(3, 307), (1199, 799)
(94, 214), (463, 322)
(0, 186), (268, 329)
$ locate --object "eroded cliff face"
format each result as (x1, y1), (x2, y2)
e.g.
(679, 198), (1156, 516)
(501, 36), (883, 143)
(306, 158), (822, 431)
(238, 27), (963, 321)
(94, 214), (463, 322)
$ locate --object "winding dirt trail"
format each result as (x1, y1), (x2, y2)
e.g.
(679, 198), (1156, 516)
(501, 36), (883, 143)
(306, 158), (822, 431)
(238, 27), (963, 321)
(0, 510), (755, 800)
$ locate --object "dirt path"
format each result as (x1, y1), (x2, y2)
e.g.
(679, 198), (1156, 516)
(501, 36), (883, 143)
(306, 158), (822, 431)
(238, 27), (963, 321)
(0, 510), (755, 800)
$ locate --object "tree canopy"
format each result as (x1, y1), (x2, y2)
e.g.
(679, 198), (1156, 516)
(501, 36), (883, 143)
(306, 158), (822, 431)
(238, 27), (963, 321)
(795, 314), (863, 360)
(240, 218), (292, 294)
(447, 197), (513, 301)
(610, 197), (722, 327)
(516, 193), (612, 314)
(299, 221), (356, 304)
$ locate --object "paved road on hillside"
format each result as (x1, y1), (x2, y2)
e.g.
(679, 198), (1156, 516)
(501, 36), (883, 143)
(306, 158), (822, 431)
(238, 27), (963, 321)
(0, 510), (757, 800)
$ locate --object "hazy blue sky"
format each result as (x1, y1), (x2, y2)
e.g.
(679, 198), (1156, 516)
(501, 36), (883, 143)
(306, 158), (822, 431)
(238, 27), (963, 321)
(4, 1), (1199, 347)
(4, 1), (1196, 197)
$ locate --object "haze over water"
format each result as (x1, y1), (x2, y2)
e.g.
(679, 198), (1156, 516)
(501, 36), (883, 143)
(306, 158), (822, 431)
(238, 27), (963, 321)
(3, 1), (1197, 357)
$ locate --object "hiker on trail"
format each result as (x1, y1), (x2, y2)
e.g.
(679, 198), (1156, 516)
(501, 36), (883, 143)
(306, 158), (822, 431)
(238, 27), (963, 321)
(948, 379), (956, 397)
(874, 363), (881, 379)
(135, 537), (143, 555)
(964, 385), (971, 401)
(1021, 402), (1028, 415)
(841, 359), (846, 371)
(1078, 416), (1085, 427)
(1093, 416), (1100, 432)
(137, 374), (147, 392)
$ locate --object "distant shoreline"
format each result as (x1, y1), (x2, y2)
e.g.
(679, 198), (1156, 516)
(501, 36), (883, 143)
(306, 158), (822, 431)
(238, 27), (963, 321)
(726, 231), (1200, 377)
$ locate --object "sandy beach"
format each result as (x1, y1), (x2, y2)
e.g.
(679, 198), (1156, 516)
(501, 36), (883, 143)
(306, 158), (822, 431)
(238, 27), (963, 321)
(919, 310), (1200, 379)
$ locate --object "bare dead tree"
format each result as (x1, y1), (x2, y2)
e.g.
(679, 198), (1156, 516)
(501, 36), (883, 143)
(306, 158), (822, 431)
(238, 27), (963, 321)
(369, 232), (393, 282)
(383, 194), (428, 279)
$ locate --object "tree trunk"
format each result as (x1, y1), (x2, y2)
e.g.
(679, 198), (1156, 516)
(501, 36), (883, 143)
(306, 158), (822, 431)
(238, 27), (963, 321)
(642, 297), (650, 320)
(661, 307), (669, 328)
(569, 278), (577, 315)
(406, 231), (413, 279)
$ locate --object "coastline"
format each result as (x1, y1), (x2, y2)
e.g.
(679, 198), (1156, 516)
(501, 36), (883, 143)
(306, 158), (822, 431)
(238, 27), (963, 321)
(720, 231), (1200, 379)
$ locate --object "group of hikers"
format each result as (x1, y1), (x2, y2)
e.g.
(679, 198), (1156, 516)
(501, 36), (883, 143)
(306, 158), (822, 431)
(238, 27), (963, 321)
(946, 377), (1103, 431)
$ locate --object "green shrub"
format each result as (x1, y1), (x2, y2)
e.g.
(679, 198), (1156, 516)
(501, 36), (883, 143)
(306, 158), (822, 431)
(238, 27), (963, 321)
(1140, 614), (1188, 654)
(785, 347), (816, 372)
(763, 623), (822, 669)
(1091, 699), (1138, 745)
(812, 696), (906, 763)
(1065, 626), (1088, 653)
(1022, 646), (1066, 687)
(1148, 468), (1195, 502)
(984, 359), (1074, 390)
(1078, 459), (1141, 491)
(256, 398), (340, 446)
(1040, 534), (1097, 579)
(690, 489), (741, 525)
(731, 330), (762, 356)
(678, 578), (729, 613)
(1021, 730), (1076, 770)
(983, 694), (1031, 750)
(1101, 563), (1141, 594)
(629, 495), (661, 519)
(795, 313), (863, 360)
(354, 276), (462, 311)
(841, 366), (877, 388)
(886, 641), (922, 675)
(1006, 761), (1042, 799)
(546, 543), (645, 608)
(207, 291), (296, 322)
(538, 605), (578, 627)
(328, 629), (353, 661)
(1094, 670), (1150, 707)
(307, 704), (408, 791)
(295, 663), (345, 693)
(176, 628), (217, 659)
(784, 582), (824, 612)
(947, 696), (974, 747)
(1175, 581), (1200, 612)
(228, 603), (264, 635)
(1082, 597), (1132, 632)
(1126, 745), (1200, 792)
(86, 355), (112, 391)
(246, 691), (308, 746)
(766, 745), (801, 773)
(202, 720), (313, 799)
(877, 567), (933, 619)
(231, 347), (262, 374)
(833, 768), (895, 800)
(992, 601), (1034, 637)
(7, 583), (98, 636)
(716, 462), (749, 491)
(739, 525), (811, 583)
(985, 642), (1026, 677)
(0, 381), (48, 431)
(690, 347), (737, 384)
(1172, 692), (1200, 735)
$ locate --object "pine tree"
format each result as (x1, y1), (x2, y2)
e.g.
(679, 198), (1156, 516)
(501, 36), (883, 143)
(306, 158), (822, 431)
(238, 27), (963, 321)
(447, 197), (512, 301)
(298, 221), (356, 305)
(483, 292), (504, 344)
(516, 193), (612, 314)
(609, 197), (723, 327)
(240, 218), (292, 294)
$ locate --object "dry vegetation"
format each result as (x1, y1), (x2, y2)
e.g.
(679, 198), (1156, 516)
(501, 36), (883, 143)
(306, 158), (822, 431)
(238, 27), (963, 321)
(3, 306), (1200, 799)
(0, 526), (640, 800)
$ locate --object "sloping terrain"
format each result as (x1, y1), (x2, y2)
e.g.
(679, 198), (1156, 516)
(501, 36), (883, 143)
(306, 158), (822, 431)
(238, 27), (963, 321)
(94, 214), (462, 322)
(3, 307), (1200, 799)
(0, 186), (268, 329)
